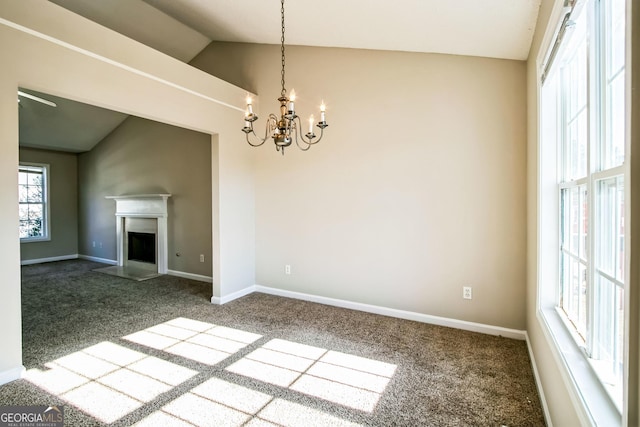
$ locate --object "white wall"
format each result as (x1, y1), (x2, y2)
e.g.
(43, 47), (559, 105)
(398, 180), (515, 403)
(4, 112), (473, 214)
(0, 73), (22, 385)
(193, 43), (528, 330)
(0, 1), (255, 382)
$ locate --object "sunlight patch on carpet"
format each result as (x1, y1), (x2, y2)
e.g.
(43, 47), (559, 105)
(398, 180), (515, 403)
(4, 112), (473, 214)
(257, 398), (362, 426)
(132, 411), (194, 427)
(191, 377), (272, 414)
(161, 393), (251, 426)
(122, 330), (179, 350)
(24, 341), (197, 423)
(226, 338), (397, 413)
(290, 375), (381, 412)
(206, 325), (263, 344)
(123, 317), (262, 365)
(227, 358), (302, 387)
(136, 377), (364, 427)
(135, 379), (269, 426)
(126, 356), (198, 386)
(24, 317), (389, 424)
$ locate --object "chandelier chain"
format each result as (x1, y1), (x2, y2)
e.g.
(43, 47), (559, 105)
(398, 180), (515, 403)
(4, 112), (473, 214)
(280, 0), (286, 97)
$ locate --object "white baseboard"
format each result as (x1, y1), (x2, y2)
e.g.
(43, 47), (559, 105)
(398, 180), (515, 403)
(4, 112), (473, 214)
(168, 269), (213, 283)
(0, 365), (25, 386)
(78, 254), (118, 265)
(20, 254), (78, 265)
(211, 285), (256, 305)
(525, 332), (553, 427)
(254, 285), (527, 340)
(209, 283), (527, 340)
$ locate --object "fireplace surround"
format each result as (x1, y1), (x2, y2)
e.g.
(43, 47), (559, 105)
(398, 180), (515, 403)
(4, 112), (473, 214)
(106, 194), (171, 275)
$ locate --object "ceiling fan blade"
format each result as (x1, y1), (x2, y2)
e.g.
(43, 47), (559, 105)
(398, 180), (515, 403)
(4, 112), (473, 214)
(17, 90), (57, 107)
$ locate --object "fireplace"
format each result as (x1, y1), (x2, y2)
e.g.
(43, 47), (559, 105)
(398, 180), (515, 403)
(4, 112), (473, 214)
(106, 194), (171, 275)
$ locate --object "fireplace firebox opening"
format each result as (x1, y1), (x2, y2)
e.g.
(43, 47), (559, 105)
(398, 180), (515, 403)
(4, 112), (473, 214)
(127, 232), (156, 264)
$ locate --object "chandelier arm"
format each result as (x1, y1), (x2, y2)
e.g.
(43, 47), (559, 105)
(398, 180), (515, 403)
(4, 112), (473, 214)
(292, 116), (311, 147)
(268, 113), (279, 126)
(245, 133), (266, 147)
(293, 123), (312, 151)
(293, 116), (324, 146)
(311, 127), (325, 144)
(246, 115), (277, 147)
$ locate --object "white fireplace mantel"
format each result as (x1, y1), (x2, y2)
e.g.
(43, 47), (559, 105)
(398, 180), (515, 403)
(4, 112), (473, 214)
(106, 194), (171, 274)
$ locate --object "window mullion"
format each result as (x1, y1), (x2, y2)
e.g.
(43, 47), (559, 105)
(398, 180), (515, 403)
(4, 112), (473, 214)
(559, 177), (589, 189)
(593, 165), (624, 181)
(606, 65), (624, 85)
(585, 0), (599, 360)
(595, 267), (624, 290)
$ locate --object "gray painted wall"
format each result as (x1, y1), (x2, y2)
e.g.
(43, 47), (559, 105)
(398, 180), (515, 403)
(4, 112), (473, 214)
(191, 43), (528, 330)
(19, 147), (78, 261)
(78, 116), (213, 277)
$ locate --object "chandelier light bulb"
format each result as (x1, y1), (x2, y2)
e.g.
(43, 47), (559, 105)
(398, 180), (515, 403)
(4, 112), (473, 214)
(288, 89), (296, 114)
(246, 95), (254, 115)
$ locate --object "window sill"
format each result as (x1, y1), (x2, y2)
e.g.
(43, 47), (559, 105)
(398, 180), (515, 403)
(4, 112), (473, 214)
(553, 308), (624, 408)
(537, 307), (621, 426)
(20, 236), (51, 244)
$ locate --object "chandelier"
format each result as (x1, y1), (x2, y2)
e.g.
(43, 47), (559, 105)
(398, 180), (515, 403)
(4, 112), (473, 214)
(242, 0), (328, 155)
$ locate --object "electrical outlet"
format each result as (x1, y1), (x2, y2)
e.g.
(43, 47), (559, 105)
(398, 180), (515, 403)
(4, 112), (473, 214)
(285, 264), (291, 275)
(199, 254), (205, 263)
(92, 241), (96, 248)
(463, 286), (472, 300)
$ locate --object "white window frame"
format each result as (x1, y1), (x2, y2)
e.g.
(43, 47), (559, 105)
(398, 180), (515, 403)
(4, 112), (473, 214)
(536, 0), (627, 425)
(19, 162), (51, 243)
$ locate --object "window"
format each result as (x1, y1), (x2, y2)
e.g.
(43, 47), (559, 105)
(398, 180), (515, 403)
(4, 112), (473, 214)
(541, 0), (626, 413)
(19, 163), (50, 241)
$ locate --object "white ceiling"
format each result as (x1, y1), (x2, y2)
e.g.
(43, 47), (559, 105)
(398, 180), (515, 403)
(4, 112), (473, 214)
(145, 0), (542, 61)
(26, 0), (541, 153)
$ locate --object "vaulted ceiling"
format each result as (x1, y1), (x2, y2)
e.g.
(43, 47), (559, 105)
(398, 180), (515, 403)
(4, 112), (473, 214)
(18, 89), (128, 153)
(22, 0), (541, 153)
(54, 0), (542, 61)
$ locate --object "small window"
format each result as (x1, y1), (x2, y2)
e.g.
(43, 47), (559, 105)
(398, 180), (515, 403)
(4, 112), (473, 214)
(19, 163), (50, 242)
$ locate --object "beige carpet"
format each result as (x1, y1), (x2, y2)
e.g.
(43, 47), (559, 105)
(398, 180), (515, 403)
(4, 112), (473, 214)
(0, 260), (545, 426)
